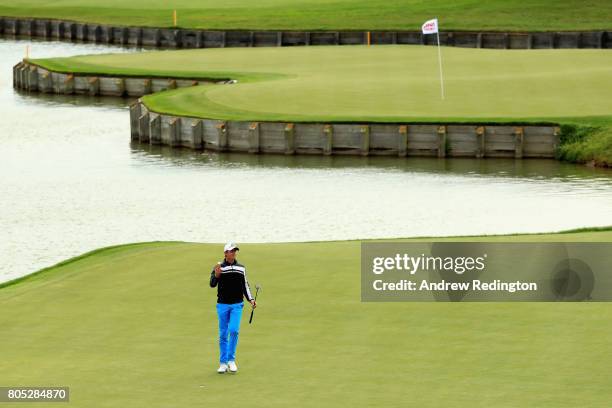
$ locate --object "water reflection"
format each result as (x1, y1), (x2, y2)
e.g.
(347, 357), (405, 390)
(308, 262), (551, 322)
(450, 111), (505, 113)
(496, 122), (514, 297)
(131, 142), (612, 187)
(14, 87), (133, 109)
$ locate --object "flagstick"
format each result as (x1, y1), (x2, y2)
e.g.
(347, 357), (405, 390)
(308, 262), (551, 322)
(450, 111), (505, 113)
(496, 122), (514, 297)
(435, 26), (445, 100)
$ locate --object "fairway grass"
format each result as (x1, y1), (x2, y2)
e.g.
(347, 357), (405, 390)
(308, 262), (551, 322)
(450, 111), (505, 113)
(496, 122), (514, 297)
(1, 0), (612, 31)
(1, 228), (612, 407)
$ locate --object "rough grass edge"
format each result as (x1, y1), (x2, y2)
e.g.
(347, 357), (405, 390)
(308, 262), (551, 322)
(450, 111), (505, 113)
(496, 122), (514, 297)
(557, 124), (612, 167)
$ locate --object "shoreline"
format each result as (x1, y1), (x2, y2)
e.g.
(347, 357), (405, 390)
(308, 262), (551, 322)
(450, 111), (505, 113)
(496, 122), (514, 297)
(12, 60), (562, 159)
(130, 99), (560, 158)
(13, 59), (605, 163)
(2, 225), (611, 290)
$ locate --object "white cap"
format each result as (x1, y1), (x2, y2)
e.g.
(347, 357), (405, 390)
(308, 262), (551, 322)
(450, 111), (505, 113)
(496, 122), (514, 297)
(224, 242), (239, 252)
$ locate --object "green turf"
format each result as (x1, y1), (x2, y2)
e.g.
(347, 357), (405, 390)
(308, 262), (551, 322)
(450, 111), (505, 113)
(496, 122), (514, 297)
(30, 45), (612, 122)
(1, 0), (612, 31)
(1, 228), (612, 407)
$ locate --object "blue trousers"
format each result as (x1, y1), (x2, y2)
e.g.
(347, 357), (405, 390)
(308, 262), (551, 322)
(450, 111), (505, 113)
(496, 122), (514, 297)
(216, 302), (244, 363)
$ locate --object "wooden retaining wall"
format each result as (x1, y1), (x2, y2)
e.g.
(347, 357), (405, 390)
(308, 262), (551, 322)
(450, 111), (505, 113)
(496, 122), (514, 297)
(130, 100), (560, 158)
(12, 61), (223, 96)
(1, 16), (611, 49)
(12, 60), (561, 159)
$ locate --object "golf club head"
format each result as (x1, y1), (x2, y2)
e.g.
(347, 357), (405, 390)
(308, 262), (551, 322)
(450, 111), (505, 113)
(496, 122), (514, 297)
(255, 284), (261, 291)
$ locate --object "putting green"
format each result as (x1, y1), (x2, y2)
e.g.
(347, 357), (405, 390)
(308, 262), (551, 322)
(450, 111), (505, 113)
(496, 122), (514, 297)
(1, 0), (612, 31)
(31, 45), (612, 123)
(1, 228), (612, 407)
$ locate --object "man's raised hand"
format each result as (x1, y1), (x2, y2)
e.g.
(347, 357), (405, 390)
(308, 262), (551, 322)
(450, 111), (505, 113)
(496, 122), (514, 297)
(214, 262), (221, 278)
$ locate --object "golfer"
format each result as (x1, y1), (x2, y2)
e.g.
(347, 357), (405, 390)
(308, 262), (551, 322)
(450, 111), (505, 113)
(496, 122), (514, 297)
(209, 242), (256, 373)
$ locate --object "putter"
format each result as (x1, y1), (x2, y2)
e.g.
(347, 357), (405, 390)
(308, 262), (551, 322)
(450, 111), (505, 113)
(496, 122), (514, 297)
(249, 284), (261, 324)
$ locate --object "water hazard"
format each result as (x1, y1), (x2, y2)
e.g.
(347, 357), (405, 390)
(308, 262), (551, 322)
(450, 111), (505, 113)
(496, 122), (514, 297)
(1, 38), (612, 283)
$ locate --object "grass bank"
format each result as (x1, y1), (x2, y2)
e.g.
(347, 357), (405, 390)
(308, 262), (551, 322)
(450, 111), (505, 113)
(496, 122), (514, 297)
(2, 0), (612, 31)
(557, 122), (612, 167)
(1, 227), (611, 407)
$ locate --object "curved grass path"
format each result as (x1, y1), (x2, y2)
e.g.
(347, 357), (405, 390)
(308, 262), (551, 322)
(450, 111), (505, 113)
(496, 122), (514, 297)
(1, 227), (612, 407)
(2, 0), (612, 31)
(30, 45), (612, 123)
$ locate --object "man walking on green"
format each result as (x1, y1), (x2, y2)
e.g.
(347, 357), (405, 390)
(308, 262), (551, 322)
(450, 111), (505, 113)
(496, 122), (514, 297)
(210, 242), (256, 373)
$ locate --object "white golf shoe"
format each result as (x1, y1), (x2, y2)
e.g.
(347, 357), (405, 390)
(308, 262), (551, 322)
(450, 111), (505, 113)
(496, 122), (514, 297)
(217, 363), (228, 374)
(228, 361), (238, 373)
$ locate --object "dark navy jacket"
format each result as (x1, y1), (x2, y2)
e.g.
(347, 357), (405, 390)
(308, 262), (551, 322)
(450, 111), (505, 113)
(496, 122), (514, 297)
(210, 259), (254, 304)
